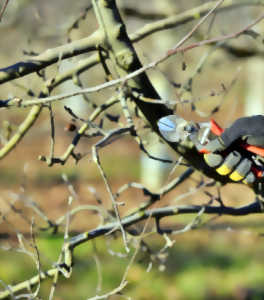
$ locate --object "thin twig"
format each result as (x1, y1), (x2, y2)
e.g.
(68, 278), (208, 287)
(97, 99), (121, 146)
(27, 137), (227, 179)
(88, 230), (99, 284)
(92, 144), (130, 253)
(0, 0), (9, 22)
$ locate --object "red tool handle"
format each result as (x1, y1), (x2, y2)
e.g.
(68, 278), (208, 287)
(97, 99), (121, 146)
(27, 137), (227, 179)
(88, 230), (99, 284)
(210, 119), (224, 136)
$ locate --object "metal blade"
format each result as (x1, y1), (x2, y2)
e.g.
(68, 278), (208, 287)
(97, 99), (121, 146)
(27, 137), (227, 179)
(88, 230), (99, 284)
(158, 115), (188, 142)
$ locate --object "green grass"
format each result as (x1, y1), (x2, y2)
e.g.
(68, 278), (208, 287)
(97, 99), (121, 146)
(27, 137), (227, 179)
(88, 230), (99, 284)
(1, 229), (264, 300)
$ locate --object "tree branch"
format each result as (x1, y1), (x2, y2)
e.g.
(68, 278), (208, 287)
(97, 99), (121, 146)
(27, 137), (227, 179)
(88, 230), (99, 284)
(90, 0), (240, 186)
(130, 0), (264, 42)
(0, 30), (101, 84)
(0, 0), (263, 86)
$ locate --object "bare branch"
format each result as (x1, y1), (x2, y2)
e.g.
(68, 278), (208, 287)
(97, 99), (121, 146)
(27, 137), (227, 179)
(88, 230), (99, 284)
(0, 0), (9, 22)
(1, 199), (262, 299)
(5, 13), (262, 111)
(130, 0), (264, 42)
(0, 0), (262, 86)
(0, 30), (101, 84)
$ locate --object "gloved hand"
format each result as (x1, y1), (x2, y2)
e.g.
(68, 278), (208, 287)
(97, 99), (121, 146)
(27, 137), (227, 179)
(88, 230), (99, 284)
(203, 115), (264, 184)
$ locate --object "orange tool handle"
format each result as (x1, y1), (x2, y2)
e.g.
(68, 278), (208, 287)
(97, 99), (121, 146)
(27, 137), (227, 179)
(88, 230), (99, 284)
(210, 119), (224, 136)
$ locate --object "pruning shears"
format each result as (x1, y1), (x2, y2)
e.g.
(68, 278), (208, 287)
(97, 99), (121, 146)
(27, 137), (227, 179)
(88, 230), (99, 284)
(157, 115), (264, 179)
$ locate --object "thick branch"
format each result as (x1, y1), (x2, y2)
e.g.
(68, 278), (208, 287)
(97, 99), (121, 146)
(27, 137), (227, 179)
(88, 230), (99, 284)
(70, 201), (262, 248)
(1, 1), (263, 86)
(92, 0), (236, 185)
(0, 30), (102, 84)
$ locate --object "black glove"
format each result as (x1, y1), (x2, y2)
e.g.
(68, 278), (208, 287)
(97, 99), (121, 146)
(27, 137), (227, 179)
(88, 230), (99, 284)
(203, 115), (264, 184)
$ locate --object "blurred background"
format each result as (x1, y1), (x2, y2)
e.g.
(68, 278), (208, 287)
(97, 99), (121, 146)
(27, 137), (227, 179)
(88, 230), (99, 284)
(0, 1), (264, 299)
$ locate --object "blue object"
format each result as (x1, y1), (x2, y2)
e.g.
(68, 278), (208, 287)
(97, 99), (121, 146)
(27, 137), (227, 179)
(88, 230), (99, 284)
(158, 116), (176, 131)
(158, 115), (187, 142)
